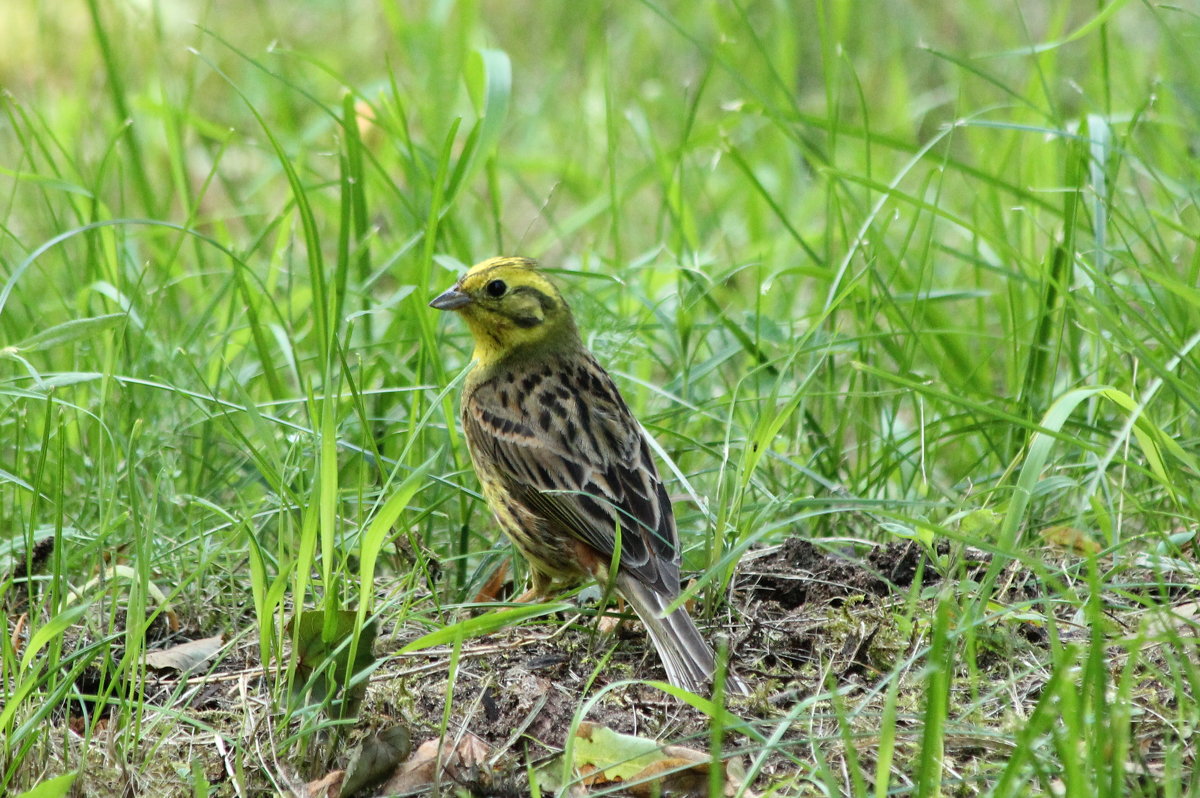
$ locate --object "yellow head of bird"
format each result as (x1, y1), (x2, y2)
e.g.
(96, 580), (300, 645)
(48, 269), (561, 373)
(429, 256), (577, 364)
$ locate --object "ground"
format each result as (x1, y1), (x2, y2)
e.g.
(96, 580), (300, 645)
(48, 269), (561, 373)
(12, 536), (1196, 796)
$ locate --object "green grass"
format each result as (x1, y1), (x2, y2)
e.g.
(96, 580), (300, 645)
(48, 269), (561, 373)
(3, 0), (1199, 795)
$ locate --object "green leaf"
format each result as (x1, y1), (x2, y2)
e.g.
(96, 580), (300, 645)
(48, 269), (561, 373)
(0, 468), (35, 493)
(341, 724), (413, 797)
(465, 48), (511, 152)
(1002, 385), (1112, 550)
(21, 604), (90, 673)
(357, 462), (431, 615)
(446, 47), (511, 201)
(1098, 387), (1197, 498)
(573, 723), (669, 779)
(14, 773), (78, 798)
(12, 313), (126, 352)
(287, 608), (378, 719)
(289, 609), (376, 676)
(399, 603), (571, 654)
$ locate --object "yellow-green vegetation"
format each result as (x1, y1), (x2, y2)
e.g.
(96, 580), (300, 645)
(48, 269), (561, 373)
(2, 2), (1198, 796)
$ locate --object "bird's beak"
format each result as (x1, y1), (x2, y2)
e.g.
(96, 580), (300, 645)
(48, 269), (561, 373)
(429, 286), (472, 311)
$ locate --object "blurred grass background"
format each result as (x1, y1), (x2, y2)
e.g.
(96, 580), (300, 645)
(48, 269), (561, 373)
(2, 0), (1199, 794)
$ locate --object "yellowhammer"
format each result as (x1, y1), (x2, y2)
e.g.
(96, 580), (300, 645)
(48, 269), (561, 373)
(430, 256), (748, 695)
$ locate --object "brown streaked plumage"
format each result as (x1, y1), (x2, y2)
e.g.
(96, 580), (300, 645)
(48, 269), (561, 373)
(430, 256), (747, 695)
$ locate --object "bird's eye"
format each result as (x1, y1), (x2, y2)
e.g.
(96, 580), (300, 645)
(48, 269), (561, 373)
(485, 279), (507, 298)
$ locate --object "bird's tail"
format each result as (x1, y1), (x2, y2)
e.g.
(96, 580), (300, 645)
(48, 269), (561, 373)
(617, 574), (749, 696)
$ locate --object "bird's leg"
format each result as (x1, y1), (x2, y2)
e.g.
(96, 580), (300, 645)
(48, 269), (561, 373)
(509, 585), (543, 603)
(596, 596), (627, 634)
(577, 547), (628, 634)
(471, 559), (510, 603)
(509, 568), (554, 603)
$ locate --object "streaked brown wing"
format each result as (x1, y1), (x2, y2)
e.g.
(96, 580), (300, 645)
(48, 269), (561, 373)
(463, 353), (681, 594)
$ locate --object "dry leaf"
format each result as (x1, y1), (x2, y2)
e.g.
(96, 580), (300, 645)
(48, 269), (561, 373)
(11, 612), (27, 657)
(299, 769), (343, 798)
(144, 635), (223, 672)
(458, 732), (489, 768)
(625, 757), (708, 797)
(724, 755), (754, 796)
(380, 733), (491, 793)
(384, 738), (439, 792)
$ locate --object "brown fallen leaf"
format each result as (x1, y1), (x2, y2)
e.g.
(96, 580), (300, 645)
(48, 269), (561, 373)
(457, 732), (489, 768)
(144, 635), (224, 672)
(300, 769), (343, 798)
(380, 733), (491, 793)
(624, 757), (708, 797)
(10, 613), (27, 658)
(384, 738), (439, 792)
(725, 755), (753, 796)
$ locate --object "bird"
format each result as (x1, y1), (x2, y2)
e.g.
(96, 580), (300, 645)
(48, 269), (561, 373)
(430, 256), (748, 695)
